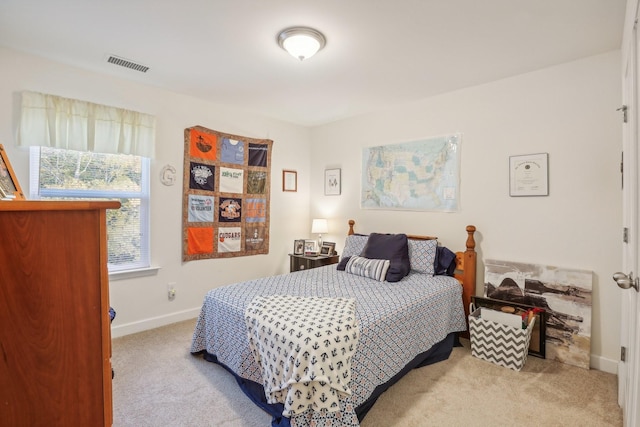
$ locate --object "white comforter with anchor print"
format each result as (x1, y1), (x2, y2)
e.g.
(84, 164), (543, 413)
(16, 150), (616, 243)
(245, 295), (359, 417)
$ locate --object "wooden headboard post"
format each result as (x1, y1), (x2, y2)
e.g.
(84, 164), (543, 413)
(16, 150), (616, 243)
(346, 220), (477, 337)
(347, 219), (355, 236)
(459, 225), (477, 337)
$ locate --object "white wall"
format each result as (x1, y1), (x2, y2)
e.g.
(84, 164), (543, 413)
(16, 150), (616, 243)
(0, 45), (623, 372)
(0, 46), (313, 336)
(310, 51), (622, 372)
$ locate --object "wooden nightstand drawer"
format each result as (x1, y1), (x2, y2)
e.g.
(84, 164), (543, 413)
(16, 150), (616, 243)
(289, 254), (339, 272)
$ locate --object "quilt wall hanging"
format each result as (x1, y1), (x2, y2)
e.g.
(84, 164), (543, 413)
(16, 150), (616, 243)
(182, 125), (273, 261)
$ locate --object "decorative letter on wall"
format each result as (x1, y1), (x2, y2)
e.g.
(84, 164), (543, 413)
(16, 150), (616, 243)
(182, 125), (273, 261)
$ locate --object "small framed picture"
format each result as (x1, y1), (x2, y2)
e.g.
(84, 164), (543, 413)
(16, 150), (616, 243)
(320, 241), (336, 256)
(509, 153), (548, 197)
(0, 144), (25, 200)
(283, 169), (297, 192)
(293, 239), (305, 255)
(325, 168), (341, 195)
(304, 240), (318, 255)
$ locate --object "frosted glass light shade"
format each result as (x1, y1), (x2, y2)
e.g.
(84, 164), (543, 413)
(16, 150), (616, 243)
(278, 27), (326, 61)
(311, 218), (328, 234)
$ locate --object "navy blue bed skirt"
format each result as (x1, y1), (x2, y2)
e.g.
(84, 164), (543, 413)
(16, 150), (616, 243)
(193, 332), (459, 427)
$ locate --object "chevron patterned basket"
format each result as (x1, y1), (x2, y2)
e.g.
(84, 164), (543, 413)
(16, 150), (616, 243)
(469, 306), (535, 371)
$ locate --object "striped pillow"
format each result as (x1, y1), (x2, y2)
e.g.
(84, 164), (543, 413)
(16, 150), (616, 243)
(345, 256), (390, 282)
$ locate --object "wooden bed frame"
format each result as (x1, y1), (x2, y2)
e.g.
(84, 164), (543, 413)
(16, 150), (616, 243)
(347, 219), (477, 333)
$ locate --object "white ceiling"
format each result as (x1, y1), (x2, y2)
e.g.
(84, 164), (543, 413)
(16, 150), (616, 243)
(0, 1), (627, 127)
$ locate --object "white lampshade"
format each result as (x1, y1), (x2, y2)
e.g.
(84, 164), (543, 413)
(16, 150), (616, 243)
(311, 218), (328, 234)
(277, 27), (326, 61)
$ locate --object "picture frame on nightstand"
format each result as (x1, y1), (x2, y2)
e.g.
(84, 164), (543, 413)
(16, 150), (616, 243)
(304, 240), (318, 255)
(293, 239), (305, 255)
(320, 241), (336, 256)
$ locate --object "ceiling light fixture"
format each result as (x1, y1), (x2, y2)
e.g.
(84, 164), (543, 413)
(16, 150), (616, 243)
(277, 27), (326, 61)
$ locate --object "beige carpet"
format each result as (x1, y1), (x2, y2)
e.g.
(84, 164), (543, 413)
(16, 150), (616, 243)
(112, 319), (622, 427)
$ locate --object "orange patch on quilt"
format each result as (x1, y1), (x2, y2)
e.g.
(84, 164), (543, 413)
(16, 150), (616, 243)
(190, 129), (217, 161)
(187, 227), (214, 254)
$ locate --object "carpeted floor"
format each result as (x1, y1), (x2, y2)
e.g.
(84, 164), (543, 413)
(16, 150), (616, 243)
(112, 319), (622, 427)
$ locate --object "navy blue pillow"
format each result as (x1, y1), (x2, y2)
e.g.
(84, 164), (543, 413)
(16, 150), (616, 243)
(360, 233), (410, 282)
(434, 246), (457, 276)
(336, 256), (351, 271)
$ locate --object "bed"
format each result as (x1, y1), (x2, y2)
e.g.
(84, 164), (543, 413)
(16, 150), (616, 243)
(191, 220), (477, 427)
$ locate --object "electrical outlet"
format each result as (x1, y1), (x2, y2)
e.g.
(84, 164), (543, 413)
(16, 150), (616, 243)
(167, 282), (176, 301)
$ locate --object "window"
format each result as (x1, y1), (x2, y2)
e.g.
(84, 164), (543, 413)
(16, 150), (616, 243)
(30, 147), (150, 272)
(19, 91), (155, 274)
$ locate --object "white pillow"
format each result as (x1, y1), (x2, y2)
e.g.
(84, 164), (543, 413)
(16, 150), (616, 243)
(341, 234), (369, 259)
(345, 256), (390, 282)
(408, 239), (438, 275)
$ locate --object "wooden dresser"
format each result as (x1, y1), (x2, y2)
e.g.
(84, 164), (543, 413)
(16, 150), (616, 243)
(0, 200), (120, 427)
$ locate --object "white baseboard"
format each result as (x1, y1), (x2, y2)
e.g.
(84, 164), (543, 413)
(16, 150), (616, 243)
(591, 353), (618, 375)
(111, 307), (201, 338)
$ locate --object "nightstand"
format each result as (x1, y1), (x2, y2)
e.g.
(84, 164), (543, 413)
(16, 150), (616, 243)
(289, 254), (339, 272)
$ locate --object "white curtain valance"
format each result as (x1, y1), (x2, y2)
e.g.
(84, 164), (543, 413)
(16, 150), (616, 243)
(18, 91), (156, 158)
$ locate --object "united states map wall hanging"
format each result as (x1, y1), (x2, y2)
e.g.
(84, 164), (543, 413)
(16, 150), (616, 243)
(182, 125), (272, 261)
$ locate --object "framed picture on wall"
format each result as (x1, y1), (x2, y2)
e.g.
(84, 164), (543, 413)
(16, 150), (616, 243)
(509, 153), (549, 197)
(283, 169), (297, 192)
(325, 168), (341, 195)
(0, 144), (25, 200)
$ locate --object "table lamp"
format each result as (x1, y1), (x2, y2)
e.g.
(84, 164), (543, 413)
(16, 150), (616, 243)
(311, 218), (328, 248)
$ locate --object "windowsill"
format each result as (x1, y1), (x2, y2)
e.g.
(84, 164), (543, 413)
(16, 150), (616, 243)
(109, 266), (161, 281)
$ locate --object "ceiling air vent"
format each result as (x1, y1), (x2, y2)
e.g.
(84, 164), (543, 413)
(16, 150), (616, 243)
(107, 55), (149, 73)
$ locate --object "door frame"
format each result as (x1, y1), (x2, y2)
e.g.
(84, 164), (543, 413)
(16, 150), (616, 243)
(620, 2), (640, 425)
